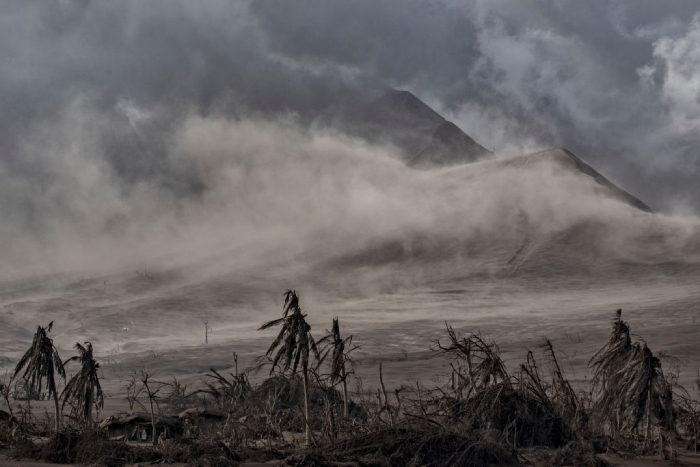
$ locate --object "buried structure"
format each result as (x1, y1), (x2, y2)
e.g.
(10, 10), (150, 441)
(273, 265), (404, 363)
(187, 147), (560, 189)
(179, 407), (226, 436)
(100, 412), (181, 442)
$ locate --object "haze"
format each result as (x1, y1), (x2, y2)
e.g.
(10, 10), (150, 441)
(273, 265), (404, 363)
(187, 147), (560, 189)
(1, 0), (700, 397)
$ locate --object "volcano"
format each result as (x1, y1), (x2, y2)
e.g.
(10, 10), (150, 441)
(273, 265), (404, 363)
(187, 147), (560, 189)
(0, 92), (698, 398)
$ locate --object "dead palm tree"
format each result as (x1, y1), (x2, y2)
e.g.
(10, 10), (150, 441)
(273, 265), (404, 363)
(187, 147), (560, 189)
(591, 309), (673, 441)
(432, 323), (511, 399)
(259, 290), (319, 446)
(590, 309), (633, 434)
(13, 322), (65, 432)
(61, 342), (103, 428)
(614, 342), (669, 437)
(318, 318), (355, 418)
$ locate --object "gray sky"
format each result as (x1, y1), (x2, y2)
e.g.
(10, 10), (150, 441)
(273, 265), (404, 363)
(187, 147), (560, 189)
(1, 0), (700, 273)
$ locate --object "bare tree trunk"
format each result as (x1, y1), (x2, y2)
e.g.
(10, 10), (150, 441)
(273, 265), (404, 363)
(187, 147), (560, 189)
(2, 384), (15, 422)
(302, 366), (311, 447)
(379, 362), (393, 427)
(342, 365), (348, 418)
(324, 394), (336, 440)
(52, 391), (61, 433)
(645, 381), (652, 444)
(5, 399), (14, 422)
(395, 388), (402, 419)
(148, 395), (156, 445)
(86, 387), (93, 429)
(143, 377), (157, 446)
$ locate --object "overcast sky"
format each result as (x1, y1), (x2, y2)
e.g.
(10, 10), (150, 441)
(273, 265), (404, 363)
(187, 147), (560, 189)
(2, 0), (700, 260)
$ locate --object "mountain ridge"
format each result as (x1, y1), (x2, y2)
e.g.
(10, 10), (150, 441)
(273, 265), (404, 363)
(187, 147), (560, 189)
(333, 89), (494, 167)
(343, 89), (650, 212)
(499, 148), (652, 212)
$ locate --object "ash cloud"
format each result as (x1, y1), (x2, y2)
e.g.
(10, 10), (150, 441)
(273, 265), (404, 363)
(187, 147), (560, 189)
(1, 0), (700, 275)
(250, 0), (700, 211)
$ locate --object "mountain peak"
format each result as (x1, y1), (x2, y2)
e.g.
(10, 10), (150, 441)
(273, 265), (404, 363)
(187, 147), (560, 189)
(372, 89), (445, 124)
(364, 89), (494, 167)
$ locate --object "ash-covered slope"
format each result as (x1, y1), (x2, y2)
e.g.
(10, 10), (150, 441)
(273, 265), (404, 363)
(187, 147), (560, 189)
(313, 147), (693, 292)
(0, 142), (698, 383)
(497, 148), (652, 213)
(337, 89), (494, 167)
(336, 91), (648, 217)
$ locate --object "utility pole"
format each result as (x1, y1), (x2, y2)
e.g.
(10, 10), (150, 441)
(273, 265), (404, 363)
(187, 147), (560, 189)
(202, 319), (212, 344)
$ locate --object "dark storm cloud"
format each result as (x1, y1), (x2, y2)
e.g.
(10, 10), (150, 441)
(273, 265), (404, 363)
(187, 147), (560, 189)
(0, 0), (371, 233)
(0, 1), (362, 124)
(250, 0), (700, 212)
(1, 0), (700, 272)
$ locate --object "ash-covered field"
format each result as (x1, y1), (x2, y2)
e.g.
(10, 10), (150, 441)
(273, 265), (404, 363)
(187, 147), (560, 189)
(2, 145), (699, 404)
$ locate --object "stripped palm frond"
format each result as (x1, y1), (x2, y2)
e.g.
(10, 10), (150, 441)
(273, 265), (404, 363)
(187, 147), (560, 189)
(14, 323), (66, 431)
(259, 290), (319, 446)
(590, 309), (673, 440)
(590, 309), (632, 390)
(262, 291), (319, 376)
(519, 350), (555, 412)
(611, 342), (668, 434)
(432, 322), (511, 398)
(61, 342), (103, 427)
(541, 339), (582, 423)
(318, 318), (357, 418)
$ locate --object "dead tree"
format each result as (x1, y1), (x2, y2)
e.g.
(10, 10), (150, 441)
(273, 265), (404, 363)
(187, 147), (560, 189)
(0, 373), (15, 423)
(318, 318), (357, 418)
(259, 290), (319, 447)
(590, 309), (674, 445)
(61, 342), (104, 428)
(14, 322), (65, 433)
(124, 370), (145, 411)
(432, 322), (511, 398)
(378, 362), (394, 426)
(141, 370), (163, 445)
